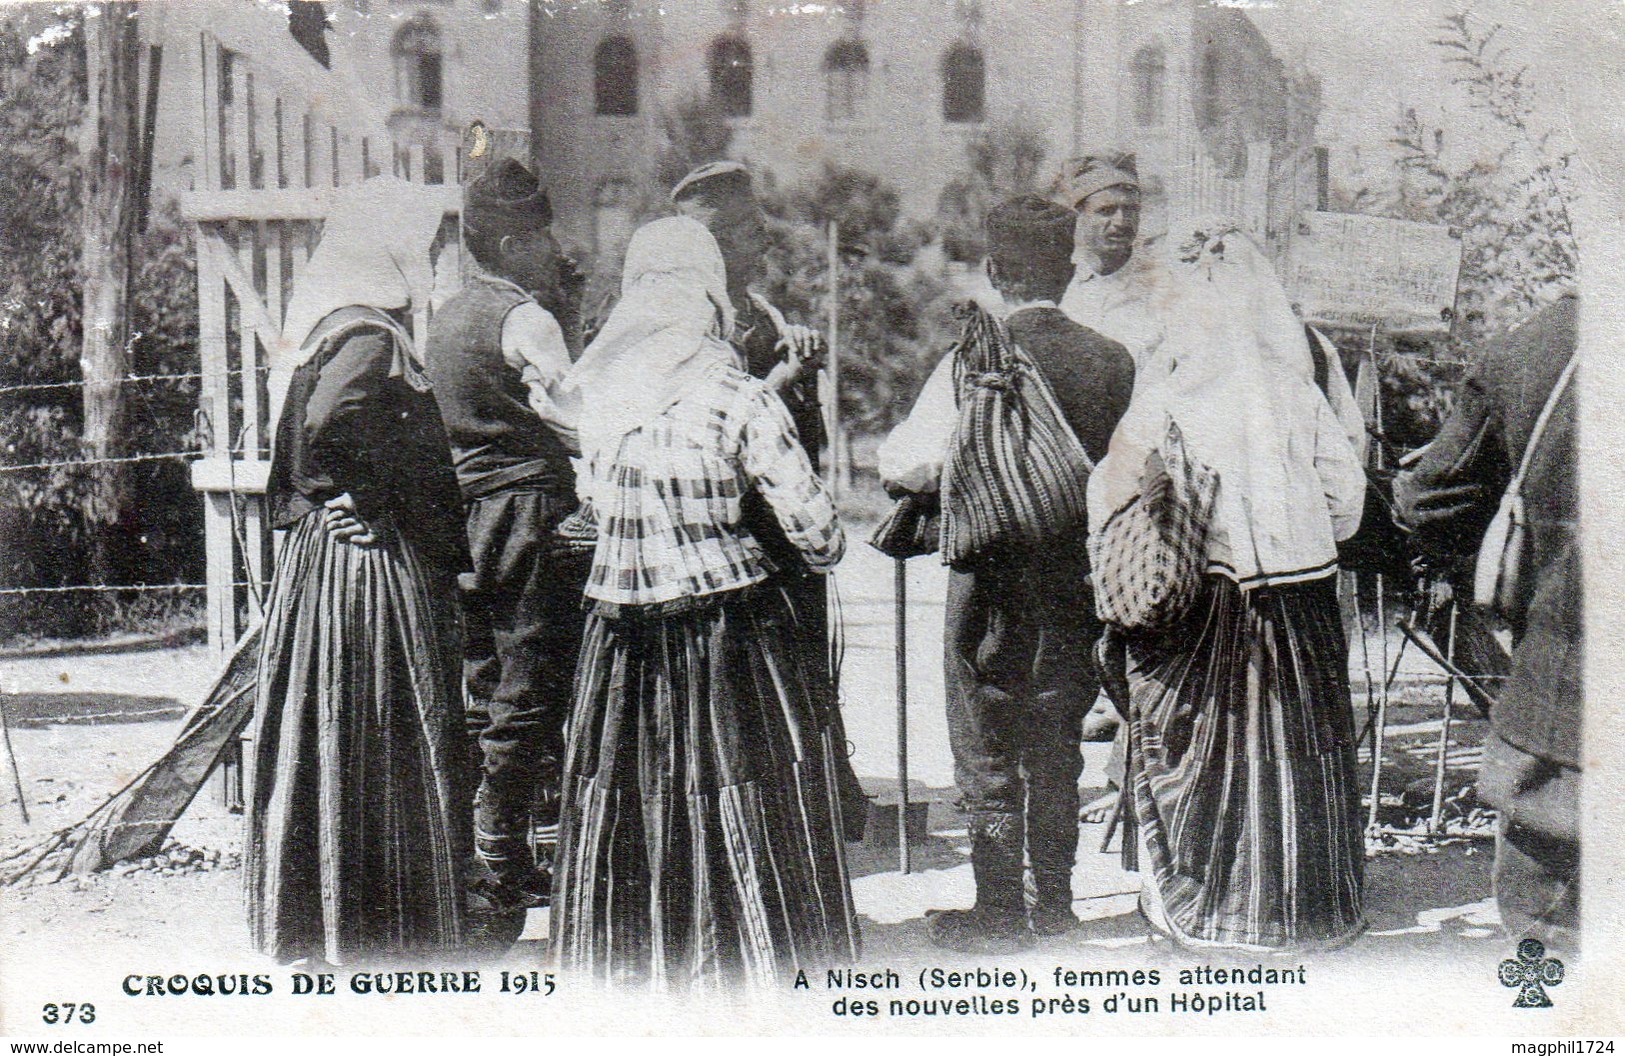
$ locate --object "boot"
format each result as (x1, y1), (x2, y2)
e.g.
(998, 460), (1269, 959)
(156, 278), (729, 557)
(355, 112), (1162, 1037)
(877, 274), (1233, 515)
(474, 779), (550, 912)
(1027, 779), (1083, 937)
(927, 810), (1033, 952)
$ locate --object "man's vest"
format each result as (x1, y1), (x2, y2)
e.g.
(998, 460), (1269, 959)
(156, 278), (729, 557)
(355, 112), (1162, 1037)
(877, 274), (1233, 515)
(426, 279), (574, 499)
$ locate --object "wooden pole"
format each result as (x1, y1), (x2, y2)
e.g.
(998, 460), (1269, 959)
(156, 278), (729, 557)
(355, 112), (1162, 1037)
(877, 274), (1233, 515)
(0, 697), (28, 826)
(825, 219), (840, 500)
(1363, 327), (1389, 832)
(894, 558), (910, 874)
(1427, 601), (1460, 834)
(81, 1), (143, 578)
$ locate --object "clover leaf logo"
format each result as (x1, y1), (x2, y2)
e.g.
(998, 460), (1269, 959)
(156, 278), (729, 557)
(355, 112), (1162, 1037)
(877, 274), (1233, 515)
(1498, 938), (1564, 1008)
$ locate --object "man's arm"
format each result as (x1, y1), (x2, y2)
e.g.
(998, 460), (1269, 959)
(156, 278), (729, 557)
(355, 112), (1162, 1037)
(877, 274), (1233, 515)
(502, 301), (580, 453)
(1392, 373), (1508, 560)
(877, 351), (955, 494)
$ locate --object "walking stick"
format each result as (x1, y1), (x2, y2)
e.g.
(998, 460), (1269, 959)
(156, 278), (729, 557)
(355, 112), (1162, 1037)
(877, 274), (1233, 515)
(1365, 575), (1391, 831)
(1427, 600), (1460, 834)
(894, 557), (910, 874)
(0, 695), (30, 826)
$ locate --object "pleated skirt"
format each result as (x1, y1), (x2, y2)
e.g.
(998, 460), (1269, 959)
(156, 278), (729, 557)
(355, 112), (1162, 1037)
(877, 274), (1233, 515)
(246, 512), (468, 965)
(550, 585), (861, 991)
(1124, 574), (1365, 951)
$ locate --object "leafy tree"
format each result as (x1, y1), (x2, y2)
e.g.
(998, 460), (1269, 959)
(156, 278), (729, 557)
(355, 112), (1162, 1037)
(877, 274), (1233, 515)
(933, 117), (1051, 263)
(0, 12), (201, 641)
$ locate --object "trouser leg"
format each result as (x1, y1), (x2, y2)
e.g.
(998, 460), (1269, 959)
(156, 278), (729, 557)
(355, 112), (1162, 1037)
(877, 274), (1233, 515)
(934, 563), (1033, 947)
(1023, 577), (1099, 928)
(466, 491), (587, 887)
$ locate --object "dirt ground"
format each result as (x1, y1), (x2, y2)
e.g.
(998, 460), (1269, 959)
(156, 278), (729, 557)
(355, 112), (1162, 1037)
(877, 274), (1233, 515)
(0, 548), (1508, 990)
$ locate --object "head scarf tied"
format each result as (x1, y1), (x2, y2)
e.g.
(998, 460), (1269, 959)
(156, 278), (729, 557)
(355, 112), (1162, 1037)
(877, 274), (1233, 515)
(568, 215), (737, 501)
(1056, 151), (1140, 210)
(271, 176), (445, 421)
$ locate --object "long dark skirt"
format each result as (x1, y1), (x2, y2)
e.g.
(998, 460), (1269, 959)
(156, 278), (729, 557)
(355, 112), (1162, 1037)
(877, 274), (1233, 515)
(246, 512), (468, 964)
(1124, 574), (1364, 951)
(550, 585), (861, 991)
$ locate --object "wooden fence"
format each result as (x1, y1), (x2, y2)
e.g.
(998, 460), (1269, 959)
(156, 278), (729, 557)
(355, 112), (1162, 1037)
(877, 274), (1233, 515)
(177, 32), (468, 658)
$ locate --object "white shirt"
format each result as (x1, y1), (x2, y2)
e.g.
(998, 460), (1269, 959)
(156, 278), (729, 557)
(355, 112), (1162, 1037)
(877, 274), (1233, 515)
(485, 276), (581, 453)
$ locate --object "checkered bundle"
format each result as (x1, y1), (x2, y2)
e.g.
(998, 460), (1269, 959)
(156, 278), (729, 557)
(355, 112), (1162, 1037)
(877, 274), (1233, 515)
(1089, 419), (1220, 631)
(939, 302), (1094, 567)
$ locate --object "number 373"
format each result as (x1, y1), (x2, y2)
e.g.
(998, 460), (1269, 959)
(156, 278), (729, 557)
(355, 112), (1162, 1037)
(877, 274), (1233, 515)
(43, 1003), (96, 1024)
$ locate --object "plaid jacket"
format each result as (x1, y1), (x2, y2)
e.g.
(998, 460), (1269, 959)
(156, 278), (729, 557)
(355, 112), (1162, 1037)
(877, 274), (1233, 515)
(585, 363), (843, 609)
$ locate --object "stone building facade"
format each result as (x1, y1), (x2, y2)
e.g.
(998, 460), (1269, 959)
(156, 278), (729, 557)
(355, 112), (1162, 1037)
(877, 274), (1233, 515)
(526, 0), (1325, 261)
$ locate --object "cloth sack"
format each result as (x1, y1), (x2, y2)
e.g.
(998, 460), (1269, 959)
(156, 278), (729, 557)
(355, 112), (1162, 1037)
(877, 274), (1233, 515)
(1089, 418), (1219, 632)
(868, 490), (941, 560)
(1473, 356), (1576, 619)
(938, 302), (1094, 567)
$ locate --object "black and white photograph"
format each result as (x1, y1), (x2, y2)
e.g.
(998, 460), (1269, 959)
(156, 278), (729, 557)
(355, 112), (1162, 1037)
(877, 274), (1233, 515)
(0, 0), (1621, 1040)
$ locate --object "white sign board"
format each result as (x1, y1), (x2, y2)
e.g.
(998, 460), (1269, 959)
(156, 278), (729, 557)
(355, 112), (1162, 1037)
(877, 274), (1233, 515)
(1286, 212), (1463, 334)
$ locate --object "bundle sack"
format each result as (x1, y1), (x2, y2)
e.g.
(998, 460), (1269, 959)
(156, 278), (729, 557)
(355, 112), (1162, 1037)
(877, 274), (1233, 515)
(1089, 418), (1219, 632)
(939, 302), (1094, 567)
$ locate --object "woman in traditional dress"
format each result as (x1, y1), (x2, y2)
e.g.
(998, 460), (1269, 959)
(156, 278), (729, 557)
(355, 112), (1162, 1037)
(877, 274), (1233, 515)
(1089, 227), (1368, 952)
(247, 177), (471, 965)
(550, 216), (859, 989)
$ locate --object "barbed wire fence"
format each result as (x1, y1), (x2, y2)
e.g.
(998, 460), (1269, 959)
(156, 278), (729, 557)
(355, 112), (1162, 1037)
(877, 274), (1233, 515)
(1, 367), (264, 625)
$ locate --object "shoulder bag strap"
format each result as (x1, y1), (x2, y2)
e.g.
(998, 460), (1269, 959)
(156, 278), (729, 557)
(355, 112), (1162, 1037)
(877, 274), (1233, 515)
(1508, 354), (1577, 494)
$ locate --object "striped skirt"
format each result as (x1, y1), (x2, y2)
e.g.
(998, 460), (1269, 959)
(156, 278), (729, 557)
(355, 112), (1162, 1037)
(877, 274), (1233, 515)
(1124, 574), (1364, 951)
(550, 585), (861, 991)
(245, 511), (468, 965)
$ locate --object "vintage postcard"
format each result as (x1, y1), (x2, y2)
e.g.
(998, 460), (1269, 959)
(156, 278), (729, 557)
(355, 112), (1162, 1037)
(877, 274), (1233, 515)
(1, 0), (1622, 1043)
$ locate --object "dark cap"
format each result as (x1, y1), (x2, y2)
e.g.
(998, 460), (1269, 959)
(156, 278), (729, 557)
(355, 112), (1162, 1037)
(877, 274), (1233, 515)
(985, 195), (1076, 269)
(670, 159), (752, 204)
(1055, 151), (1139, 208)
(465, 157), (552, 238)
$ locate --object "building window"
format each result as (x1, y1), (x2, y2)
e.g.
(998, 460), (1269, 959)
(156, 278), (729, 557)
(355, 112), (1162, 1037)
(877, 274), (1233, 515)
(941, 42), (984, 123)
(1131, 44), (1165, 127)
(823, 38), (869, 121)
(709, 36), (753, 117)
(1197, 47), (1220, 128)
(392, 16), (443, 111)
(594, 35), (639, 116)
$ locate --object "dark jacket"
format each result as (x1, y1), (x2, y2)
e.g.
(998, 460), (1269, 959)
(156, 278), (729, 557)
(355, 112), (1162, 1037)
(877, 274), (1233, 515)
(267, 308), (470, 575)
(1394, 293), (1579, 768)
(1006, 304), (1135, 464)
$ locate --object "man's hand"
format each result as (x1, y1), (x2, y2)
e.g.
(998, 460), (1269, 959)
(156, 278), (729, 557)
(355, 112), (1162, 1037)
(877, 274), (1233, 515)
(323, 493), (377, 547)
(766, 324), (826, 393)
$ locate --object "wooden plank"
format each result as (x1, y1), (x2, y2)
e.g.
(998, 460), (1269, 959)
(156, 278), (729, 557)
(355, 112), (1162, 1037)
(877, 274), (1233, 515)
(260, 219), (282, 450)
(230, 51), (251, 194)
(180, 185), (464, 221)
(203, 493), (235, 655)
(198, 34), (220, 192)
(189, 457), (272, 494)
(298, 111), (312, 189)
(198, 231), (284, 351)
(409, 142), (426, 185)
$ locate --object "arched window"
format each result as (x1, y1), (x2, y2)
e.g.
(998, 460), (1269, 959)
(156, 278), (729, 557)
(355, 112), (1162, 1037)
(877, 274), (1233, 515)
(594, 35), (639, 116)
(1197, 47), (1220, 128)
(392, 16), (443, 111)
(941, 42), (984, 123)
(1131, 44), (1165, 127)
(823, 39), (870, 121)
(709, 36), (753, 117)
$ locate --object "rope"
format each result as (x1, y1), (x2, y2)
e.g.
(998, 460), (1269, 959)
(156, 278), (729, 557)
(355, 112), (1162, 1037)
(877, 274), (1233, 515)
(0, 451), (202, 473)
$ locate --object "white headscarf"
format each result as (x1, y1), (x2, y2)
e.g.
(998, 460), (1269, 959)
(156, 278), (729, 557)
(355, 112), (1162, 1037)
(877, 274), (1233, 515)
(271, 176), (444, 423)
(1089, 225), (1365, 588)
(568, 216), (738, 500)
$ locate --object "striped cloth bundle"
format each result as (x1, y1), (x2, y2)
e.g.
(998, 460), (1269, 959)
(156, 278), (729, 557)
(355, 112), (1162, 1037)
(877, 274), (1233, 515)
(939, 301), (1094, 567)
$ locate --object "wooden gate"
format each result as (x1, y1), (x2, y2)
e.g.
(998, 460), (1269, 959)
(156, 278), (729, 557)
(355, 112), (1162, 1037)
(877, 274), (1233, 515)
(178, 32), (467, 657)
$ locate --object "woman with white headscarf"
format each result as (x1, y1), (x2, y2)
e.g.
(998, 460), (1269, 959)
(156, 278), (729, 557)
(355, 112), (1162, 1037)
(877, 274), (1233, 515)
(247, 177), (471, 965)
(550, 216), (858, 989)
(1089, 226), (1368, 952)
